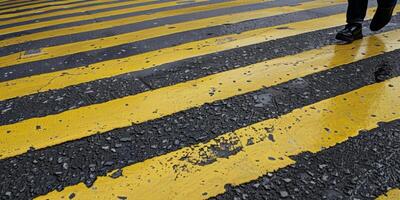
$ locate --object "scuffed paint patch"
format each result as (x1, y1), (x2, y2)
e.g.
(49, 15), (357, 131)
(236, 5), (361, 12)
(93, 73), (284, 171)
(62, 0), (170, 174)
(179, 133), (243, 166)
(178, 125), (274, 168)
(20, 49), (46, 59)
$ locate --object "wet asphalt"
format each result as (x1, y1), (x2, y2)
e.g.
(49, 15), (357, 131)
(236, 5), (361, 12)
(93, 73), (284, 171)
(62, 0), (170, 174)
(0, 0), (399, 199)
(1, 34), (400, 199)
(213, 119), (400, 200)
(1, 11), (397, 126)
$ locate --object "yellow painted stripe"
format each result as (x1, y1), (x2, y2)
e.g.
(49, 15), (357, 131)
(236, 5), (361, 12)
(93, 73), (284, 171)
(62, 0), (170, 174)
(1, 7), (397, 101)
(36, 76), (400, 200)
(377, 189), (400, 200)
(0, 0), (304, 53)
(0, 29), (398, 159)
(0, 0), (344, 68)
(0, 0), (267, 48)
(0, 0), (81, 14)
(0, 0), (111, 18)
(0, 0), (153, 22)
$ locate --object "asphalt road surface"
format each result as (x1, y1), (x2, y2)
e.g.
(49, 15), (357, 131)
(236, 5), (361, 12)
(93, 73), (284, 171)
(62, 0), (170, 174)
(0, 0), (400, 199)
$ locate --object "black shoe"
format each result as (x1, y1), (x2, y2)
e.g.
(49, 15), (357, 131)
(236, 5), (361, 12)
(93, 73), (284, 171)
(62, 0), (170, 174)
(335, 24), (363, 43)
(370, 5), (396, 31)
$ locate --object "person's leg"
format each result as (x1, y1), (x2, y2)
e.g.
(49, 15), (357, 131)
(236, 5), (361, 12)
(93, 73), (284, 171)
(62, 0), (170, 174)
(336, 0), (368, 42)
(377, 0), (397, 7)
(347, 0), (369, 25)
(370, 0), (398, 31)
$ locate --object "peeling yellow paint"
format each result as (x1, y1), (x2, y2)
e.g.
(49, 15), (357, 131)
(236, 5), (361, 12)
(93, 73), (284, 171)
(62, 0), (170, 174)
(0, 29), (398, 159)
(2, 7), (397, 101)
(36, 76), (400, 200)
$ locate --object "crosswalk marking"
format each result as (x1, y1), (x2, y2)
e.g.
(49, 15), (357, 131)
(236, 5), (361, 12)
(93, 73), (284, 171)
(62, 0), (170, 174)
(0, 0), (269, 49)
(0, 0), (88, 15)
(0, 1), (312, 53)
(0, 0), (111, 18)
(0, 0), (50, 11)
(1, 7), (397, 101)
(0, 29), (398, 159)
(0, 0), (343, 67)
(36, 76), (400, 200)
(0, 0), (154, 22)
(1, 1), (400, 198)
(0, 0), (215, 35)
(377, 189), (400, 200)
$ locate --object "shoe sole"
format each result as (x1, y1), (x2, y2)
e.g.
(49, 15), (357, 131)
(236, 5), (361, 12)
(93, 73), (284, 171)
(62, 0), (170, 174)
(335, 33), (363, 43)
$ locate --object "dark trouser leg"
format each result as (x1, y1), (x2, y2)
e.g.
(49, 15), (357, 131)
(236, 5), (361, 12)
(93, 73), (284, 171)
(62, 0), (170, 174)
(336, 0), (366, 42)
(346, 0), (369, 24)
(377, 0), (397, 7)
(370, 0), (398, 31)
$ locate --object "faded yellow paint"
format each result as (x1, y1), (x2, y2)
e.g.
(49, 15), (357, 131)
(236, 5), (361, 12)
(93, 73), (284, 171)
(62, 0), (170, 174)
(36, 77), (400, 200)
(0, 0), (257, 37)
(0, 0), (327, 57)
(0, 0), (111, 18)
(0, 30), (398, 159)
(377, 189), (400, 200)
(0, 0), (153, 22)
(1, 7), (398, 101)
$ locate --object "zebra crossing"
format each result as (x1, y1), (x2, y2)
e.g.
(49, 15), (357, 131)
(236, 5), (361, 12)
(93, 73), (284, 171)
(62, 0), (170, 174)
(0, 0), (399, 199)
